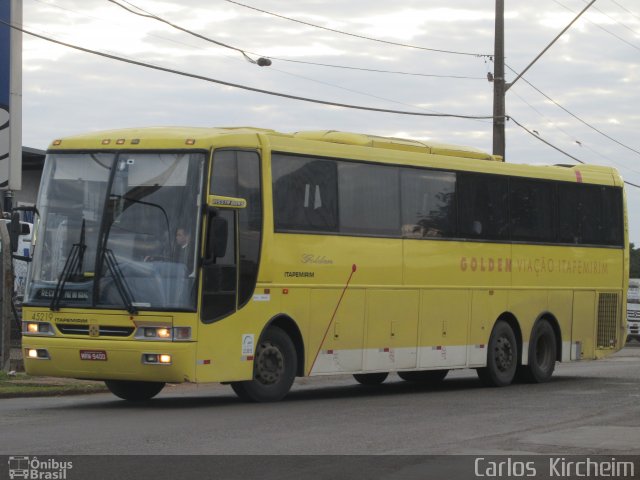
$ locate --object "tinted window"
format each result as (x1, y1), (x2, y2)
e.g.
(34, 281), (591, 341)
(210, 150), (237, 197)
(457, 174), (509, 240)
(557, 183), (623, 246)
(339, 162), (399, 236)
(558, 184), (581, 244)
(401, 168), (456, 238)
(272, 154), (338, 232)
(601, 187), (623, 246)
(201, 209), (237, 322)
(579, 185), (606, 245)
(510, 179), (555, 242)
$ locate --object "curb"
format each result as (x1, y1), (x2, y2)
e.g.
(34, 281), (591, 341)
(0, 386), (108, 399)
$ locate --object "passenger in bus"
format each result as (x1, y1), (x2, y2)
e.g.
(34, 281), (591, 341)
(401, 223), (424, 238)
(173, 226), (194, 270)
(401, 223), (443, 238)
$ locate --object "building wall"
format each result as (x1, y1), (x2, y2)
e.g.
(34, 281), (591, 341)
(13, 169), (42, 206)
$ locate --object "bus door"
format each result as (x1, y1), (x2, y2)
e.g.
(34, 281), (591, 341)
(196, 149), (263, 382)
(201, 206), (238, 322)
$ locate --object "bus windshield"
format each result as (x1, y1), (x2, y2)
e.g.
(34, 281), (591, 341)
(24, 151), (205, 311)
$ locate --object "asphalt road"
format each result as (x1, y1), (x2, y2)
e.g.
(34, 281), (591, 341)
(1, 345), (639, 456)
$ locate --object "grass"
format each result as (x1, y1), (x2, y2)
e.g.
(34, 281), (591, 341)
(0, 371), (107, 398)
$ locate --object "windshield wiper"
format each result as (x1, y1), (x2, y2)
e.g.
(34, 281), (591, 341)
(50, 220), (87, 311)
(102, 248), (138, 315)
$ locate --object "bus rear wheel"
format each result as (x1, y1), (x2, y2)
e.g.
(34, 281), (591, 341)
(231, 326), (297, 402)
(518, 320), (557, 383)
(477, 320), (518, 387)
(353, 373), (388, 385)
(398, 370), (448, 383)
(104, 380), (165, 401)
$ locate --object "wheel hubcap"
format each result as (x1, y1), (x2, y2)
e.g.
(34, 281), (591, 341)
(254, 342), (284, 385)
(495, 336), (514, 372)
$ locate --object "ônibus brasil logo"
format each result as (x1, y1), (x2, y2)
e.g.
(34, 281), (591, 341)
(8, 456), (73, 479)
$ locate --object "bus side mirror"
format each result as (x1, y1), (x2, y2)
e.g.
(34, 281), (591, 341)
(205, 214), (228, 264)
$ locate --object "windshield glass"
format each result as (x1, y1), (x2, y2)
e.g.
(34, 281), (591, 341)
(25, 151), (205, 311)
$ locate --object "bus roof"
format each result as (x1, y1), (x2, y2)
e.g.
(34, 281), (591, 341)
(49, 126), (499, 160)
(47, 126), (622, 186)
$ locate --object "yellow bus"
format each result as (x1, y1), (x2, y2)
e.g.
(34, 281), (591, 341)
(20, 127), (628, 402)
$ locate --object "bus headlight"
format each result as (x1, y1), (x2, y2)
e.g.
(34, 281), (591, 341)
(26, 348), (51, 360)
(142, 353), (172, 365)
(135, 326), (192, 341)
(22, 322), (55, 336)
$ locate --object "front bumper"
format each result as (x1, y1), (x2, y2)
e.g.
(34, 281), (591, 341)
(22, 336), (196, 383)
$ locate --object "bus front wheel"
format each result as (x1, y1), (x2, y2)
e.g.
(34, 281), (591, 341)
(104, 380), (165, 401)
(476, 320), (518, 387)
(517, 320), (557, 383)
(231, 326), (297, 402)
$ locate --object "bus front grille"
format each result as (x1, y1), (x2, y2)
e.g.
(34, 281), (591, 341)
(597, 293), (619, 349)
(56, 324), (134, 337)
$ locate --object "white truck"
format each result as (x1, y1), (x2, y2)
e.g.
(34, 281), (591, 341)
(628, 279), (640, 342)
(1, 219), (33, 295)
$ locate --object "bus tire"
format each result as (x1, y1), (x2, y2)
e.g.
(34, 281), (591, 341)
(230, 326), (297, 402)
(398, 370), (448, 383)
(518, 320), (557, 383)
(353, 373), (388, 385)
(104, 380), (165, 401)
(476, 320), (518, 387)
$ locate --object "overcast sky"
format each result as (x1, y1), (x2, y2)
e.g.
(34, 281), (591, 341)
(19, 0), (640, 242)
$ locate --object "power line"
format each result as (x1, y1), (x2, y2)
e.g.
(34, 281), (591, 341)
(5, 20), (495, 120)
(553, 0), (640, 53)
(510, 88), (640, 175)
(30, 0), (225, 54)
(221, 0), (491, 58)
(252, 58), (486, 80)
(29, 0), (491, 123)
(107, 0), (251, 60)
(509, 116), (585, 164)
(505, 63), (640, 157)
(108, 0), (484, 81)
(507, 0), (596, 91)
(35, 0), (451, 114)
(509, 116), (640, 189)
(609, 0), (640, 21)
(106, 0), (482, 116)
(588, 1), (640, 37)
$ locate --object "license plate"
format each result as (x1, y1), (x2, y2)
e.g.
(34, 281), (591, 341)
(80, 350), (107, 361)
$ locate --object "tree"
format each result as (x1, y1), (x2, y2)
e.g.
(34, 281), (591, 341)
(631, 243), (640, 278)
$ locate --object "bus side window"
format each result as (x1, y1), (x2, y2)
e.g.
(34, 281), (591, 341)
(272, 154), (338, 232)
(400, 168), (456, 238)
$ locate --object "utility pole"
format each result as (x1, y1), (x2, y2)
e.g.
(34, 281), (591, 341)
(492, 0), (506, 160)
(0, 221), (12, 371)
